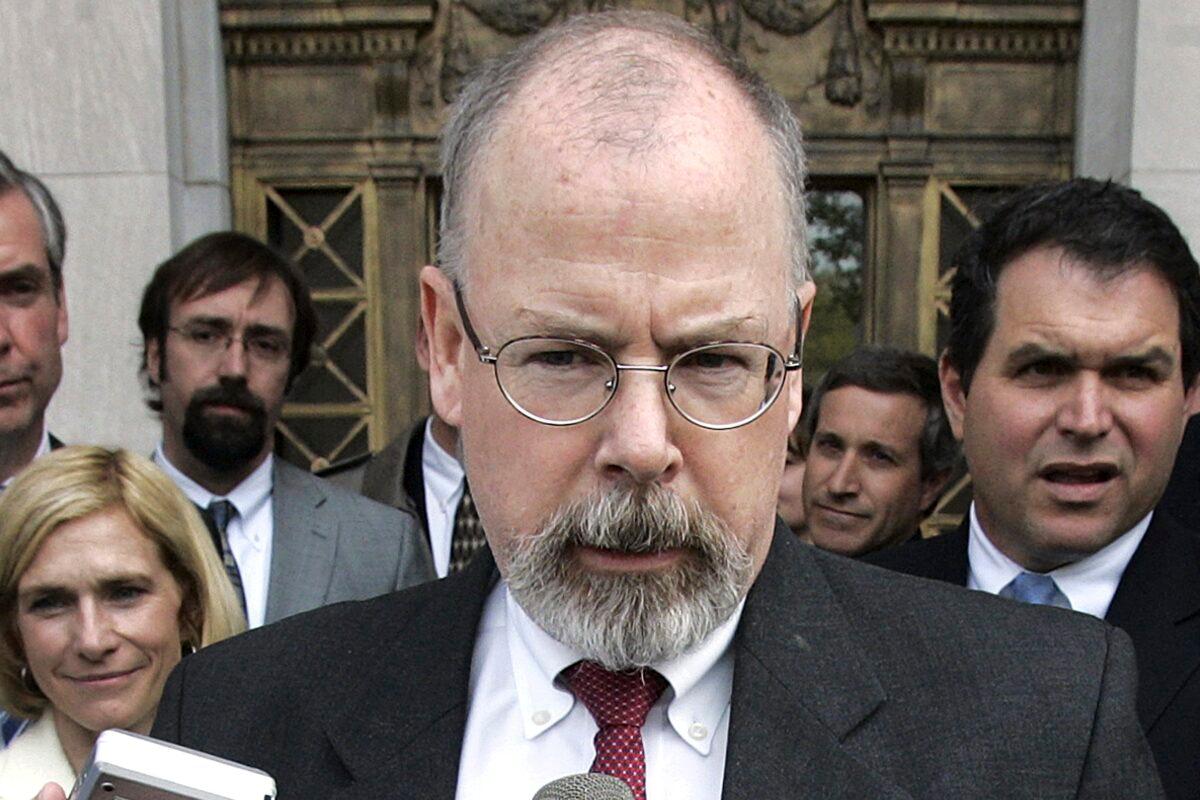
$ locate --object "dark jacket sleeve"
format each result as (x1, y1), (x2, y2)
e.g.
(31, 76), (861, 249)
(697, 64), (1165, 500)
(1075, 624), (1165, 799)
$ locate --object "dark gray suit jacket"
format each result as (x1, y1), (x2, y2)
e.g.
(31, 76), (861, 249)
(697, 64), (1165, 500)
(263, 459), (435, 623)
(153, 523), (1162, 798)
(869, 512), (1200, 800)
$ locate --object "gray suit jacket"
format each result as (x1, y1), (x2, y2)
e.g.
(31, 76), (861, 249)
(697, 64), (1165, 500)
(154, 523), (1162, 798)
(264, 459), (435, 623)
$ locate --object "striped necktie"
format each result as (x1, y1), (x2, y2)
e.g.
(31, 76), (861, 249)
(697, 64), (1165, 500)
(200, 499), (248, 618)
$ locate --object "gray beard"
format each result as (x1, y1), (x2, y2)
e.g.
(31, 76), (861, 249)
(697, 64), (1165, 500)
(503, 486), (754, 671)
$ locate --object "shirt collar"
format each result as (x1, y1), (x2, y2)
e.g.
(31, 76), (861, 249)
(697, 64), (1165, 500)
(153, 446), (274, 538)
(421, 417), (465, 513)
(502, 582), (742, 755)
(1, 427), (50, 490)
(966, 501), (1150, 618)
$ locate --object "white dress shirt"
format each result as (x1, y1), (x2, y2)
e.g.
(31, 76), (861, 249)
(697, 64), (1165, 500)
(966, 501), (1150, 619)
(154, 446), (275, 628)
(457, 583), (741, 800)
(0, 426), (50, 490)
(421, 417), (466, 579)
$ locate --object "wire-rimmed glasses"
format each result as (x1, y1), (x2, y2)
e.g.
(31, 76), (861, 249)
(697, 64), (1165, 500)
(453, 287), (802, 430)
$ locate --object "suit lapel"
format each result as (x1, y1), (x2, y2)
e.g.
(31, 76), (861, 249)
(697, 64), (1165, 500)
(325, 551), (497, 800)
(724, 526), (910, 798)
(1105, 509), (1200, 731)
(265, 460), (338, 623)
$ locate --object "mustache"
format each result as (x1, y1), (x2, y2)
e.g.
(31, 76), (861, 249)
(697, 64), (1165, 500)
(535, 485), (716, 555)
(189, 379), (266, 414)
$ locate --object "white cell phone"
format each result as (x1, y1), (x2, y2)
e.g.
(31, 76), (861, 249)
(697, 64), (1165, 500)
(68, 729), (276, 800)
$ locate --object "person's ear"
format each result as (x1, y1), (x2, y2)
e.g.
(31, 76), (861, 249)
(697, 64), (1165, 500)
(146, 337), (163, 386)
(421, 266), (465, 427)
(54, 280), (68, 347)
(939, 352), (967, 441)
(785, 280), (817, 432)
(1184, 372), (1200, 417)
(919, 468), (953, 516)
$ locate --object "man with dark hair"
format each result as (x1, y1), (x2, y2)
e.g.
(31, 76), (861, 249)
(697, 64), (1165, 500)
(0, 150), (69, 746)
(141, 15), (1160, 800)
(872, 178), (1200, 800)
(139, 232), (432, 629)
(802, 345), (956, 557)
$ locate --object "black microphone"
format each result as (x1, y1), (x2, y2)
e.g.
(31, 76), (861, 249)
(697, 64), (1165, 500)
(532, 773), (634, 800)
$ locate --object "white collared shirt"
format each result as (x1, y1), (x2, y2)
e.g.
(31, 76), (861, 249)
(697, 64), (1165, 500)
(421, 417), (466, 578)
(966, 501), (1150, 619)
(457, 583), (740, 800)
(154, 446), (275, 628)
(0, 426), (51, 490)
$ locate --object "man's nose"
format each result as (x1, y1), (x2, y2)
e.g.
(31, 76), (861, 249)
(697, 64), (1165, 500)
(825, 453), (860, 498)
(1057, 374), (1113, 440)
(216, 335), (250, 377)
(0, 310), (13, 356)
(594, 370), (682, 486)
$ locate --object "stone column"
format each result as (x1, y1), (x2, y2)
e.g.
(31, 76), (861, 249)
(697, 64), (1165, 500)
(1076, 0), (1200, 247)
(0, 0), (230, 452)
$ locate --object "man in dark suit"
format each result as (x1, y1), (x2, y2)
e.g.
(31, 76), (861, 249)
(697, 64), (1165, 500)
(142, 12), (1161, 800)
(137, 232), (433, 629)
(801, 345), (957, 557)
(870, 179), (1200, 800)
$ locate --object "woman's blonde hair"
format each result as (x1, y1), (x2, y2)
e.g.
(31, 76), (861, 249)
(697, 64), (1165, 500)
(0, 446), (245, 717)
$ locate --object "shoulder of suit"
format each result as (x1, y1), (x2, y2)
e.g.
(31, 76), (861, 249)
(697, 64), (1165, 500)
(181, 576), (448, 679)
(276, 457), (420, 528)
(814, 545), (1111, 651)
(314, 450), (373, 479)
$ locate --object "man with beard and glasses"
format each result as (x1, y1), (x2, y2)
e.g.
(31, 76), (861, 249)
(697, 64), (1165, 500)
(137, 232), (433, 629)
(138, 12), (1160, 800)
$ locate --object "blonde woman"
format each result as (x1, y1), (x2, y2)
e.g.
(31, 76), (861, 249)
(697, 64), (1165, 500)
(0, 447), (244, 799)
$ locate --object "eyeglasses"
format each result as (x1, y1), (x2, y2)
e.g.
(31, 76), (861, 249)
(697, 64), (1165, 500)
(168, 324), (291, 364)
(454, 286), (802, 430)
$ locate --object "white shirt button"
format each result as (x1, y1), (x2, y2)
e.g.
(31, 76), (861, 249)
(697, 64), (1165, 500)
(531, 710), (551, 726)
(688, 723), (708, 741)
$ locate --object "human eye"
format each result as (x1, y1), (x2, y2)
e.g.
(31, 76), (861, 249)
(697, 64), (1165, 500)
(1106, 361), (1166, 388)
(1013, 356), (1070, 384)
(24, 590), (70, 615)
(0, 273), (47, 305)
(247, 334), (289, 360)
(106, 581), (149, 605)
(184, 325), (222, 346)
(681, 347), (753, 372)
(865, 446), (898, 467)
(516, 341), (607, 373)
(813, 434), (843, 457)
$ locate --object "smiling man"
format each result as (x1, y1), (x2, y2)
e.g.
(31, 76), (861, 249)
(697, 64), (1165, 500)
(802, 346), (956, 557)
(137, 232), (432, 629)
(146, 13), (1162, 800)
(871, 179), (1200, 800)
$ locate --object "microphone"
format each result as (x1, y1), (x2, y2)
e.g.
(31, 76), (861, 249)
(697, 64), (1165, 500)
(532, 773), (634, 800)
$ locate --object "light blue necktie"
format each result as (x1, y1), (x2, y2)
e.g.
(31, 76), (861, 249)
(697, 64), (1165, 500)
(999, 572), (1072, 610)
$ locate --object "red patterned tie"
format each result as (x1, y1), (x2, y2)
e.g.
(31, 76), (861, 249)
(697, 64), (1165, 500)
(564, 660), (668, 800)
